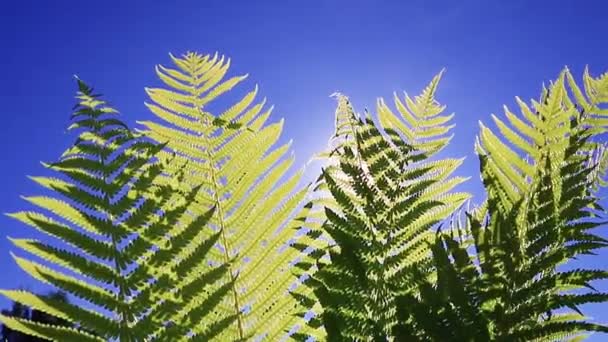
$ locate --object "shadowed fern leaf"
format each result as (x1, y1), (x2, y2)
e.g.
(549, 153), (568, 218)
(394, 69), (608, 341)
(293, 74), (470, 341)
(0, 79), (231, 341)
(289, 93), (365, 341)
(396, 150), (608, 341)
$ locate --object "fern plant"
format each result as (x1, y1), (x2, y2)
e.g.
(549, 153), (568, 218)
(288, 93), (369, 341)
(476, 68), (608, 211)
(137, 52), (310, 340)
(395, 134), (608, 341)
(1, 52), (607, 342)
(392, 69), (608, 341)
(292, 73), (470, 341)
(0, 79), (231, 341)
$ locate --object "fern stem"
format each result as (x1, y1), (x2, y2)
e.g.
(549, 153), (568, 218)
(187, 65), (245, 339)
(210, 167), (246, 339)
(202, 120), (245, 339)
(98, 121), (130, 341)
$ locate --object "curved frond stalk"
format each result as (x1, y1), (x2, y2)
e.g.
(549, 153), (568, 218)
(1, 79), (226, 341)
(138, 52), (309, 340)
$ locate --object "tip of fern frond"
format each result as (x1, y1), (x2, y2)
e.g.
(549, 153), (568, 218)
(26, 176), (47, 186)
(460, 176), (473, 183)
(5, 236), (21, 245)
(4, 212), (18, 219)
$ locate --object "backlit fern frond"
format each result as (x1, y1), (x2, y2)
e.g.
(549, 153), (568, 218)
(396, 148), (608, 340)
(0, 79), (230, 341)
(375, 70), (470, 241)
(310, 93), (365, 210)
(475, 68), (608, 214)
(377, 70), (453, 158)
(294, 75), (470, 341)
(289, 94), (363, 341)
(474, 69), (608, 314)
(394, 71), (608, 341)
(137, 52), (309, 340)
(326, 92), (362, 157)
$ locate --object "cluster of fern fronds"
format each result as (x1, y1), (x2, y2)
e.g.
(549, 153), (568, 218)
(1, 52), (607, 341)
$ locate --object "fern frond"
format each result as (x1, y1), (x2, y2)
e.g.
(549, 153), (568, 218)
(295, 75), (469, 341)
(377, 70), (454, 157)
(397, 69), (608, 341)
(1, 78), (227, 341)
(138, 51), (309, 340)
(476, 68), (608, 214)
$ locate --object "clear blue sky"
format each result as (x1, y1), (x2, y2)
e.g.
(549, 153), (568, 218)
(1, 0), (607, 337)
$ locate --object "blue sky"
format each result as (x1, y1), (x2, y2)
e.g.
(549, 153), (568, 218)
(1, 0), (607, 337)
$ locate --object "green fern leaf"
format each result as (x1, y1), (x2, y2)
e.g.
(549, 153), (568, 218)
(1, 78), (228, 341)
(138, 52), (310, 340)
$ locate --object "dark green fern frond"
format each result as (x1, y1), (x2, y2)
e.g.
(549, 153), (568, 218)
(0, 78), (229, 341)
(394, 70), (608, 341)
(295, 75), (469, 341)
(287, 93), (369, 340)
(397, 166), (608, 340)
